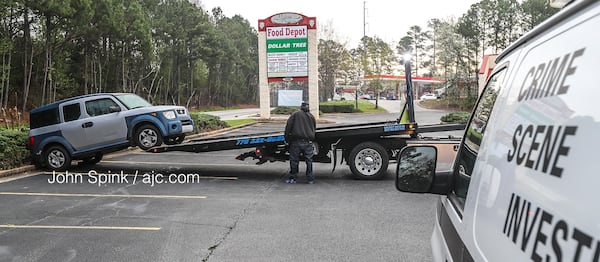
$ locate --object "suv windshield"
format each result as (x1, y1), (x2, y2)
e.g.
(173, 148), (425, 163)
(115, 94), (153, 109)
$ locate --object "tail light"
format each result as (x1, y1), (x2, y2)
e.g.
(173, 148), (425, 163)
(255, 148), (262, 156)
(28, 136), (35, 149)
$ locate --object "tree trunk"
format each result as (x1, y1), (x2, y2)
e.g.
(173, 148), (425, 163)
(84, 46), (88, 94)
(189, 59), (194, 107)
(176, 56), (181, 105)
(20, 7), (30, 112)
(49, 50), (54, 103)
(92, 55), (97, 93)
(148, 61), (160, 100)
(1, 53), (6, 108)
(122, 42), (126, 92)
(5, 51), (12, 108)
(22, 40), (33, 112)
(206, 70), (212, 107)
(41, 14), (52, 105)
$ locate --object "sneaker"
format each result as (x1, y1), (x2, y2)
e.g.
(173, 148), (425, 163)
(307, 180), (315, 184)
(285, 178), (297, 184)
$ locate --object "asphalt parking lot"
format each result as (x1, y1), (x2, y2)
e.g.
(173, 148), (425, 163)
(0, 102), (456, 261)
(0, 150), (438, 262)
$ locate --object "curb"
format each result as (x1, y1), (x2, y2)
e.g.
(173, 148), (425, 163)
(0, 165), (36, 179)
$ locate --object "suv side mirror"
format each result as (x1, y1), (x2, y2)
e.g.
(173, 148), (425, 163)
(395, 146), (437, 193)
(109, 106), (121, 113)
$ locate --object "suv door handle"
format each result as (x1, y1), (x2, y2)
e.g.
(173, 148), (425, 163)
(82, 122), (93, 128)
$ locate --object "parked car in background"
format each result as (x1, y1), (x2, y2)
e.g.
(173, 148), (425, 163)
(332, 92), (356, 101)
(28, 93), (194, 171)
(419, 93), (438, 100)
(359, 94), (374, 100)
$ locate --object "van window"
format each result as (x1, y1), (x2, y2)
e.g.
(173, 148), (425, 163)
(62, 103), (81, 122)
(451, 68), (506, 211)
(85, 98), (119, 117)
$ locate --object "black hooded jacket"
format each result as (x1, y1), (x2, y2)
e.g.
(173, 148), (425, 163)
(285, 109), (316, 142)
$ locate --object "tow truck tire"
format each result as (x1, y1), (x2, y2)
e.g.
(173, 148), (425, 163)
(135, 124), (163, 150)
(348, 142), (389, 180)
(43, 145), (71, 171)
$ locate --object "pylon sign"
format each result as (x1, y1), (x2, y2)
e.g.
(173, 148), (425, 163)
(257, 13), (318, 119)
(266, 25), (308, 77)
(259, 13), (316, 80)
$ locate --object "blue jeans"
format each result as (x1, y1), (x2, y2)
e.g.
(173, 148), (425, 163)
(289, 140), (314, 181)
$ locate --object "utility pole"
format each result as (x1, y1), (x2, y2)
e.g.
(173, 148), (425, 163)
(357, 1), (367, 109)
(363, 1), (367, 38)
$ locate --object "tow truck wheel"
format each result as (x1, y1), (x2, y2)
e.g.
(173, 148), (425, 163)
(348, 142), (389, 180)
(135, 124), (163, 150)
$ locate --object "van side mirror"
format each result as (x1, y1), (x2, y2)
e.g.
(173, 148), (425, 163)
(109, 106), (121, 113)
(396, 145), (454, 194)
(396, 146), (437, 192)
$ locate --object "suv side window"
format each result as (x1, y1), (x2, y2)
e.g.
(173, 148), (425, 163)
(30, 108), (60, 129)
(85, 98), (119, 117)
(451, 67), (507, 211)
(62, 103), (81, 122)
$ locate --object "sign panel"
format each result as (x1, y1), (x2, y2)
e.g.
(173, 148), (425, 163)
(278, 90), (303, 106)
(266, 26), (308, 78)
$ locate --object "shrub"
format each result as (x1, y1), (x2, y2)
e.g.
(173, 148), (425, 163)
(271, 106), (299, 115)
(191, 113), (228, 132)
(0, 127), (30, 170)
(440, 112), (471, 123)
(319, 104), (356, 113)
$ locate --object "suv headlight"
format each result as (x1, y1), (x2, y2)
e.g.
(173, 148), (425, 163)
(162, 111), (176, 119)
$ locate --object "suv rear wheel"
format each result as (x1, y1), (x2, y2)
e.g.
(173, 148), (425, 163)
(135, 124), (163, 150)
(43, 145), (71, 171)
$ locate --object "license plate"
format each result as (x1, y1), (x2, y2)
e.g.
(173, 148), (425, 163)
(182, 125), (194, 133)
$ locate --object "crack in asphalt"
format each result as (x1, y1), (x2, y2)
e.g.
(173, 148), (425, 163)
(201, 175), (282, 262)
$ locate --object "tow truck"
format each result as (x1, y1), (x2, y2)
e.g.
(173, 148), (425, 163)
(150, 59), (465, 179)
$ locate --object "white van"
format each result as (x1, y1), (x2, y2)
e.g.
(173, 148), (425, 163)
(395, 1), (599, 261)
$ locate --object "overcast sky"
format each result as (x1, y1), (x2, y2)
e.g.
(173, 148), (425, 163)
(198, 0), (480, 48)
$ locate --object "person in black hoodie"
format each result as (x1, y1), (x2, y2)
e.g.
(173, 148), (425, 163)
(284, 101), (316, 184)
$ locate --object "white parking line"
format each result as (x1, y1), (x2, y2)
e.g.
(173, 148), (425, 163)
(0, 192), (207, 199)
(0, 224), (161, 231)
(101, 160), (251, 168)
(39, 172), (239, 180)
(0, 173), (38, 183)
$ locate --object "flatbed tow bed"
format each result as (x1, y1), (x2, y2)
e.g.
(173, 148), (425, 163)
(150, 61), (466, 179)
(150, 120), (464, 179)
(151, 121), (464, 154)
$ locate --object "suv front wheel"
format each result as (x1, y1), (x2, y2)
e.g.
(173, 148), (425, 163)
(43, 145), (72, 171)
(135, 124), (163, 150)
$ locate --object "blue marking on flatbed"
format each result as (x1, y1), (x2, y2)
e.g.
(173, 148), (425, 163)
(236, 135), (285, 145)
